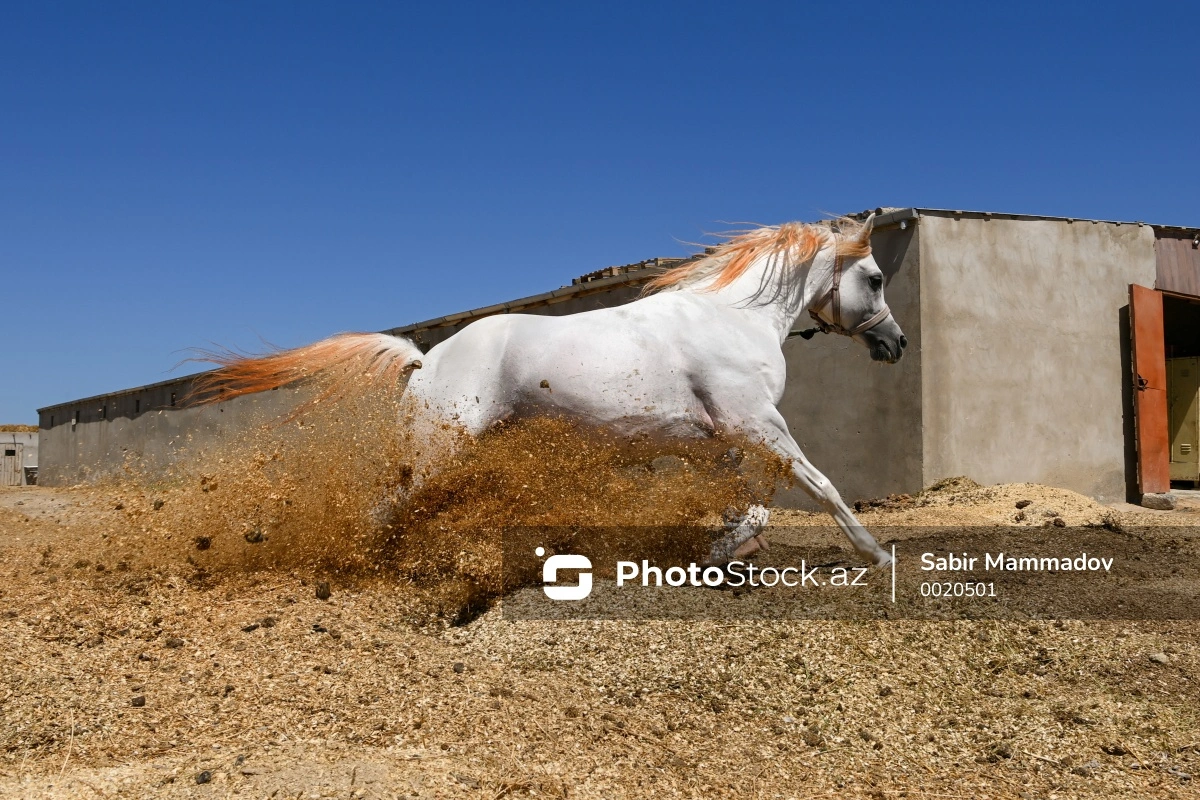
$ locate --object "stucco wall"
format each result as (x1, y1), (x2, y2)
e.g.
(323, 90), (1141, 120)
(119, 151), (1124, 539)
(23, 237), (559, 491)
(775, 223), (924, 507)
(38, 382), (307, 486)
(918, 215), (1157, 501)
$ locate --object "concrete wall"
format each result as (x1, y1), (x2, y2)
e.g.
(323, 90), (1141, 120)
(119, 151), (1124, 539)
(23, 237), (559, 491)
(918, 215), (1157, 502)
(776, 223), (924, 507)
(38, 379), (307, 485)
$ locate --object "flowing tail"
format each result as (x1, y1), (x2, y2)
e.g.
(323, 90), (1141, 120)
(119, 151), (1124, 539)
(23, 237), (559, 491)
(185, 332), (424, 410)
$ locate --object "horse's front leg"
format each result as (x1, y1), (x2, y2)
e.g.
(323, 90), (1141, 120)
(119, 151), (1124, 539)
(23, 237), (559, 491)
(735, 407), (892, 567)
(706, 504), (771, 566)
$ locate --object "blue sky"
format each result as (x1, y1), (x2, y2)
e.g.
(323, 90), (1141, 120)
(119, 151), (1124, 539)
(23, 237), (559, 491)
(2, 1), (1197, 422)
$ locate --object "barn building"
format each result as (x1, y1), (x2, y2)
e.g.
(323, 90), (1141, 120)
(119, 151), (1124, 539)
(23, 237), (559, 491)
(36, 208), (1200, 508)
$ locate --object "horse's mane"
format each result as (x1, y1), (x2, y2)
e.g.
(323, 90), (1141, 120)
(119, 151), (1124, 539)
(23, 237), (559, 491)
(644, 217), (872, 294)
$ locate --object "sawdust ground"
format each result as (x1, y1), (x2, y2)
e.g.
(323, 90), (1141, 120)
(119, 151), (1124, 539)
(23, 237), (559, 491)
(2, 480), (1197, 799)
(1, 405), (1197, 798)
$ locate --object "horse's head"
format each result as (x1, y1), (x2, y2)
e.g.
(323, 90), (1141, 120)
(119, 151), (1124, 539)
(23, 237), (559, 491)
(810, 213), (907, 363)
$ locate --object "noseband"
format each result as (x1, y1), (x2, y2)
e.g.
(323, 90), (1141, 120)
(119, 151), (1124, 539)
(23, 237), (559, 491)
(793, 252), (891, 340)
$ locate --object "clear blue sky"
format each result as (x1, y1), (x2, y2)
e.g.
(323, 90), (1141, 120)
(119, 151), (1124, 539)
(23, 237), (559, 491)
(3, 1), (1197, 422)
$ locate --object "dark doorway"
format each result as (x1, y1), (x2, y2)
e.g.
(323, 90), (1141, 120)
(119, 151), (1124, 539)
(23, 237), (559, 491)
(1165, 294), (1200, 487)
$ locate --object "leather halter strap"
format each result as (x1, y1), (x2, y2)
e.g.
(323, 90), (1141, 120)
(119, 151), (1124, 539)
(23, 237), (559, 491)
(801, 252), (891, 338)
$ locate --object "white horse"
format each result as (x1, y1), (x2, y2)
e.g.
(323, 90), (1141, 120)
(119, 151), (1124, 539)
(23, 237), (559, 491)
(193, 214), (906, 566)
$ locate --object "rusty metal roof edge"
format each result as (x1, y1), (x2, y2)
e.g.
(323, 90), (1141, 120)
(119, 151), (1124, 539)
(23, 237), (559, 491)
(909, 207), (1199, 233)
(36, 372), (211, 415)
(381, 265), (666, 336)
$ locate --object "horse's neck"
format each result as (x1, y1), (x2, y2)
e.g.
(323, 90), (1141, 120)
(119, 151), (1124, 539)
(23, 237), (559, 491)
(696, 248), (834, 344)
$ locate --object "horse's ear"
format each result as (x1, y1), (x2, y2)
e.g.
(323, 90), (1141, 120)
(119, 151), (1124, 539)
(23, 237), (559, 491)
(856, 212), (876, 244)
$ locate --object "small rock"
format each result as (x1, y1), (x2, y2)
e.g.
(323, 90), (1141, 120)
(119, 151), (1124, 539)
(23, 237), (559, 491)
(95, 563), (106, 571)
(1141, 493), (1177, 511)
(650, 455), (687, 474)
(1052, 517), (1067, 528)
(243, 528), (265, 544)
(152, 499), (165, 511)
(195, 770), (212, 784)
(131, 695), (146, 707)
(452, 662), (466, 674)
(164, 637), (184, 649)
(195, 537), (211, 551)
(989, 741), (1014, 761)
(241, 623), (260, 633)
(315, 582), (331, 601)
(1015, 511), (1026, 521)
(1015, 500), (1032, 509)
(1148, 652), (1170, 665)
(453, 774), (480, 789)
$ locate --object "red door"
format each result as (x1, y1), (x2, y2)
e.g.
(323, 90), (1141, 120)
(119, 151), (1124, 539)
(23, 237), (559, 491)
(1130, 284), (1170, 495)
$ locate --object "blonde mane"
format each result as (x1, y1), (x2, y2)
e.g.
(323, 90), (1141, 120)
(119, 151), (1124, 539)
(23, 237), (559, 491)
(645, 217), (872, 294)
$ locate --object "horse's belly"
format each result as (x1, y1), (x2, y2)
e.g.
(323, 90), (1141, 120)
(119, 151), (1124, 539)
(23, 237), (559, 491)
(511, 377), (715, 437)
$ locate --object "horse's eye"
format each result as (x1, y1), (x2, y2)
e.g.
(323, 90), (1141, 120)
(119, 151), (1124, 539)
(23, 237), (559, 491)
(869, 274), (884, 291)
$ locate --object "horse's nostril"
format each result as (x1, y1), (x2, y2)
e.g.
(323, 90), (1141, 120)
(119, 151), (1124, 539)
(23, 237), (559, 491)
(899, 335), (908, 349)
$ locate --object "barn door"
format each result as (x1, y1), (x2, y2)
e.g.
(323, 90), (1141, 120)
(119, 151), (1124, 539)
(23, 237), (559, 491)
(1, 443), (22, 486)
(1130, 284), (1170, 495)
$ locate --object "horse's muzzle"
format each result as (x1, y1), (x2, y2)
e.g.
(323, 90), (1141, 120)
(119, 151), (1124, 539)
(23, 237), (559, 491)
(864, 328), (907, 363)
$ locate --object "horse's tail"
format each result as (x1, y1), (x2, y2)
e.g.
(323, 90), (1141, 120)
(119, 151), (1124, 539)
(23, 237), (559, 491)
(185, 332), (424, 410)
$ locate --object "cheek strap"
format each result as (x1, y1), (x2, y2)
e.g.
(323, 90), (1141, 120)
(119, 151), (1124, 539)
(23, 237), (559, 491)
(793, 253), (891, 339)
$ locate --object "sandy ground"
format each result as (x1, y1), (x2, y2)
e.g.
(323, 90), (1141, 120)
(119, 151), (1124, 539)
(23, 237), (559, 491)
(0, 477), (1197, 799)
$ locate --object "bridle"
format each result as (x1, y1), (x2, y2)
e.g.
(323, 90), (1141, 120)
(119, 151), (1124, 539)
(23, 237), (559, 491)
(792, 251), (891, 341)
